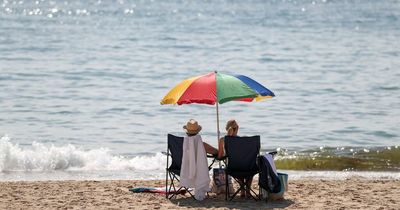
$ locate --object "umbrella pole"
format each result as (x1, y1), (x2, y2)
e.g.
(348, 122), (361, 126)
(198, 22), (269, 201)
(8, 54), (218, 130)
(216, 102), (220, 140)
(216, 103), (223, 168)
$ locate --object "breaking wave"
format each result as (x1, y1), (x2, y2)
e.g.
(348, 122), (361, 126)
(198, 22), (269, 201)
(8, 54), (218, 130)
(272, 146), (400, 171)
(0, 135), (165, 172)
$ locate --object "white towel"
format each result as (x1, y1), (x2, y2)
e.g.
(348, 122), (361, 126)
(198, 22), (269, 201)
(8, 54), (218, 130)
(180, 135), (210, 200)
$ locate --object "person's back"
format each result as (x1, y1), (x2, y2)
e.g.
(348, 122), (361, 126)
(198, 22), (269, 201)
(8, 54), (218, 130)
(218, 119), (239, 158)
(218, 119), (254, 198)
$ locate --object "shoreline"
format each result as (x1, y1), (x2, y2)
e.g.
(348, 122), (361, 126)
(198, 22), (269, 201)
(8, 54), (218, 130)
(1, 170), (400, 182)
(1, 178), (399, 209)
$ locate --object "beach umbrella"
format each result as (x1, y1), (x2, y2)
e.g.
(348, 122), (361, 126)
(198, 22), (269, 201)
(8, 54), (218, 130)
(160, 71), (275, 140)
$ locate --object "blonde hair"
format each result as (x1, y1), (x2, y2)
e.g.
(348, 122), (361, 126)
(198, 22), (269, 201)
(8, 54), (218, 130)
(225, 119), (238, 136)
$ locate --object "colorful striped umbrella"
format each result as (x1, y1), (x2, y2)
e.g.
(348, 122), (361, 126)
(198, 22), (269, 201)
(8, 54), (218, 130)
(161, 71), (275, 139)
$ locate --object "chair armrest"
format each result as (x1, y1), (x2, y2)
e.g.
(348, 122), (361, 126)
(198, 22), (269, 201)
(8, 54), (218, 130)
(207, 153), (227, 161)
(268, 151), (278, 156)
(161, 151), (171, 156)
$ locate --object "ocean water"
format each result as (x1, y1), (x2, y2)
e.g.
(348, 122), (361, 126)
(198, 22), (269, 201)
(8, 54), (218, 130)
(1, 0), (399, 181)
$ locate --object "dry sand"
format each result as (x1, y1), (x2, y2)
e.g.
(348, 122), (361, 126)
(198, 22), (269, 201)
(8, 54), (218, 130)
(0, 178), (399, 209)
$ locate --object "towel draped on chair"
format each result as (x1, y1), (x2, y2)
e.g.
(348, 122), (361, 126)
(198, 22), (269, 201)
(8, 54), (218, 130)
(180, 135), (210, 200)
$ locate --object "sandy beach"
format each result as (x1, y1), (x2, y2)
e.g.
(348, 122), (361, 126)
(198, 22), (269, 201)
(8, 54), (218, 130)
(0, 178), (398, 209)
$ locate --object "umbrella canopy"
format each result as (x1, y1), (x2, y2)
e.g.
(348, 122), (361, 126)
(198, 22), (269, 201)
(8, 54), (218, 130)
(160, 71), (275, 140)
(160, 71), (275, 105)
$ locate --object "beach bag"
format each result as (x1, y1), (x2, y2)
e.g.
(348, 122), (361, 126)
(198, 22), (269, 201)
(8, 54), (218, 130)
(268, 173), (288, 200)
(211, 168), (234, 194)
(261, 173), (289, 200)
(259, 154), (288, 201)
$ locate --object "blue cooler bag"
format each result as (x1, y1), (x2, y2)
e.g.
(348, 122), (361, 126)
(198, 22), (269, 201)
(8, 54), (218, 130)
(268, 173), (288, 200)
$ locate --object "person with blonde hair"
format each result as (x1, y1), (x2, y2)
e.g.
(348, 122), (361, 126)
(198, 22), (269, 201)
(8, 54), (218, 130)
(217, 119), (239, 158)
(218, 119), (253, 198)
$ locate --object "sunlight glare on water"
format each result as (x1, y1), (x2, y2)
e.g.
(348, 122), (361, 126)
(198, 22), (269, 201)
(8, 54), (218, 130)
(0, 0), (399, 178)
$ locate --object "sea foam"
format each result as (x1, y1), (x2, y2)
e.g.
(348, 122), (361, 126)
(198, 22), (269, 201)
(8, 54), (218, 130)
(0, 135), (165, 172)
(1, 135), (399, 181)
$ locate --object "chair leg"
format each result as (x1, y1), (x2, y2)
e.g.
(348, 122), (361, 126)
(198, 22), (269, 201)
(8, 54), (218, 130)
(166, 172), (196, 200)
(227, 177), (244, 201)
(186, 187), (195, 199)
(227, 177), (259, 201)
(225, 170), (229, 201)
(167, 173), (176, 199)
(245, 179), (259, 201)
(229, 188), (241, 201)
(208, 158), (216, 171)
(167, 173), (181, 199)
(247, 187), (259, 201)
(165, 170), (169, 199)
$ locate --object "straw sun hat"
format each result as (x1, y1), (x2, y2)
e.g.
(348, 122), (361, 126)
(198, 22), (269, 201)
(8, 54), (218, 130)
(183, 119), (202, 135)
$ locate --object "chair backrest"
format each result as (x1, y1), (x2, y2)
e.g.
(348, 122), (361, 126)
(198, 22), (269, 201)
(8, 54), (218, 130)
(167, 134), (184, 170)
(224, 135), (260, 172)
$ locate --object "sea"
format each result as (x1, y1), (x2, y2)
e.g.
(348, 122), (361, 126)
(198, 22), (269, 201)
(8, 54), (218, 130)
(1, 0), (399, 181)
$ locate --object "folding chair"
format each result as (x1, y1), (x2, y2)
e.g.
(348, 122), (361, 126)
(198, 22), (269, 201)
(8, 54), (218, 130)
(165, 134), (195, 199)
(224, 135), (260, 201)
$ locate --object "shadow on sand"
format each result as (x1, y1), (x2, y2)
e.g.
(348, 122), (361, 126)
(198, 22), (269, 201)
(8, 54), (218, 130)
(169, 194), (295, 209)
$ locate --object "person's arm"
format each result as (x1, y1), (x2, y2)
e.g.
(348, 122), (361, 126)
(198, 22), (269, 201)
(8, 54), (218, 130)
(203, 142), (218, 155)
(217, 137), (224, 159)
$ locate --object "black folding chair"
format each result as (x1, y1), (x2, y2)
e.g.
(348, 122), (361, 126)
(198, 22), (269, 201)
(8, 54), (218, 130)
(224, 135), (260, 201)
(165, 134), (195, 199)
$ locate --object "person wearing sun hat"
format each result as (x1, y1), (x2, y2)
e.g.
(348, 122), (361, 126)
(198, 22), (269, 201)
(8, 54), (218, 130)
(183, 119), (218, 155)
(183, 119), (202, 136)
(180, 119), (213, 200)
